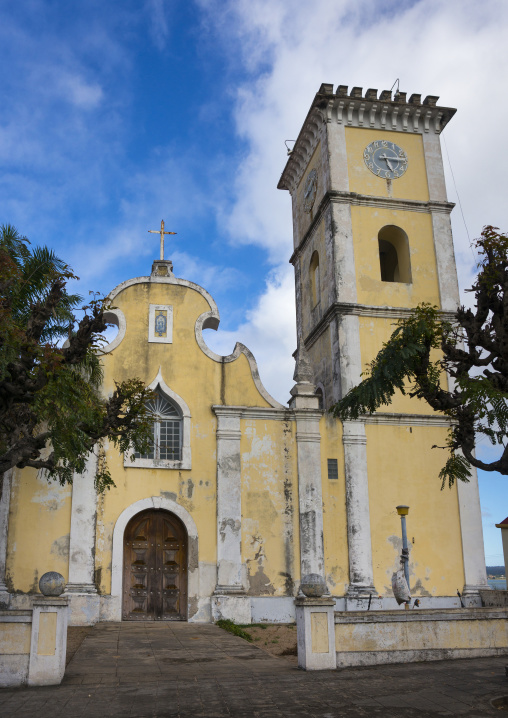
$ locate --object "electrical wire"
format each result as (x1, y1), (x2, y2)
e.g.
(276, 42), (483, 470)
(442, 134), (476, 263)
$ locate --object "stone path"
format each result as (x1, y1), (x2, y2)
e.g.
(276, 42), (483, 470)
(1, 621), (508, 717)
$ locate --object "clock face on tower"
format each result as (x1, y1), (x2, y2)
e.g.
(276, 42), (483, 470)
(363, 140), (408, 179)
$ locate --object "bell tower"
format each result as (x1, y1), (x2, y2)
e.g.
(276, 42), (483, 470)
(278, 83), (458, 406)
(278, 84), (489, 605)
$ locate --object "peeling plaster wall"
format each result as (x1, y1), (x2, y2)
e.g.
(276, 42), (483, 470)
(91, 278), (290, 622)
(320, 414), (349, 594)
(6, 469), (71, 597)
(366, 423), (465, 597)
(240, 418), (299, 596)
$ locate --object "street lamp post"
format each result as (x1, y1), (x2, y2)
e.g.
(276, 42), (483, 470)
(396, 505), (410, 591)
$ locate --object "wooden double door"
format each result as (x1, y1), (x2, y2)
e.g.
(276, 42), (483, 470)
(123, 509), (188, 621)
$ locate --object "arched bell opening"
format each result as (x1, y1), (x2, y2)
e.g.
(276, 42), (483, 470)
(122, 509), (188, 621)
(378, 225), (412, 283)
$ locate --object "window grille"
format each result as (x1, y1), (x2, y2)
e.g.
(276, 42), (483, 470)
(327, 458), (339, 480)
(135, 390), (182, 461)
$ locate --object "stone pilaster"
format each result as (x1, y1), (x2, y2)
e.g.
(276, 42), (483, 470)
(343, 421), (376, 601)
(432, 205), (489, 605)
(213, 408), (244, 592)
(457, 469), (489, 605)
(0, 470), (12, 607)
(64, 452), (100, 625)
(289, 347), (325, 579)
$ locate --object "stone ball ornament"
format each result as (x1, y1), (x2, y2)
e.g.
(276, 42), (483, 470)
(39, 571), (66, 596)
(300, 573), (327, 597)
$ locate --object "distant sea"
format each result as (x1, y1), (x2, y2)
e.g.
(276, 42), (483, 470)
(488, 578), (507, 589)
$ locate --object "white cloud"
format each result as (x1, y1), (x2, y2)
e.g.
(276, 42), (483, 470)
(196, 0), (508, 397)
(146, 0), (171, 50)
(59, 73), (103, 109)
(204, 265), (296, 404)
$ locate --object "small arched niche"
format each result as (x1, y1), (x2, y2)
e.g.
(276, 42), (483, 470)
(378, 225), (412, 284)
(309, 251), (320, 306)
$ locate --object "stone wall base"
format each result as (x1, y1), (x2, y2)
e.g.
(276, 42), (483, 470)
(337, 647), (508, 668)
(211, 595), (251, 624)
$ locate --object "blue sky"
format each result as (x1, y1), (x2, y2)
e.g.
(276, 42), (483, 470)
(1, 0), (507, 566)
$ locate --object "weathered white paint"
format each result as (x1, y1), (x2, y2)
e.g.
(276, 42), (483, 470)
(327, 122), (350, 193)
(296, 596), (336, 670)
(332, 202), (357, 307)
(335, 607), (508, 667)
(0, 610), (31, 686)
(213, 408), (245, 592)
(64, 454), (99, 626)
(0, 470), (12, 607)
(101, 308), (126, 354)
(421, 131), (448, 202)
(430, 210), (461, 313)
(27, 597), (68, 686)
(457, 468), (490, 605)
(211, 595), (251, 624)
(343, 421), (377, 599)
(251, 597), (296, 623)
(111, 496), (199, 622)
(293, 407), (325, 577)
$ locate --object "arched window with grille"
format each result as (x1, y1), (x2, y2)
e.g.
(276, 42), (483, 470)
(135, 389), (182, 461)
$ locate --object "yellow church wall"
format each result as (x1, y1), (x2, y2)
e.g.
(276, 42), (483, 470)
(240, 417), (300, 595)
(103, 282), (218, 398)
(345, 127), (429, 201)
(93, 277), (279, 595)
(6, 469), (71, 594)
(365, 423), (465, 597)
(94, 447), (218, 595)
(358, 316), (448, 416)
(350, 207), (440, 308)
(320, 415), (349, 594)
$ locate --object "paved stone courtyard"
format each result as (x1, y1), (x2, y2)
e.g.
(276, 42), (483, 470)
(1, 621), (508, 717)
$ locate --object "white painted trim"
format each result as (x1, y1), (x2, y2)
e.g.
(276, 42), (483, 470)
(99, 309), (126, 354)
(107, 274), (218, 310)
(124, 367), (191, 470)
(0, 470), (12, 600)
(212, 405), (294, 421)
(148, 304), (173, 344)
(111, 496), (199, 622)
(363, 412), (452, 427)
(195, 327), (284, 409)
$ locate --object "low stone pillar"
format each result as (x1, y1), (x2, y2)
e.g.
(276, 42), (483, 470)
(28, 597), (68, 686)
(295, 597), (336, 670)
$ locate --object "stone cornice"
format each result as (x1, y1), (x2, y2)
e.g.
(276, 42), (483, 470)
(212, 405), (295, 422)
(363, 412), (452, 427)
(304, 302), (456, 349)
(278, 83), (456, 193)
(289, 191), (455, 266)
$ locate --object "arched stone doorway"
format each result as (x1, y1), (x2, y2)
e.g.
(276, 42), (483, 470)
(122, 509), (188, 621)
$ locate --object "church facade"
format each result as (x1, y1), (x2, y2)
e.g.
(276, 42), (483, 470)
(0, 84), (489, 625)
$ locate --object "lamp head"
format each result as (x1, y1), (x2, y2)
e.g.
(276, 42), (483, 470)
(396, 505), (409, 516)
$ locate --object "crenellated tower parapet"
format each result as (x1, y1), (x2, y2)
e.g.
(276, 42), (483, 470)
(278, 83), (456, 195)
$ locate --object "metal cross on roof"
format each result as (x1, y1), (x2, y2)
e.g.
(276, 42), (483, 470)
(148, 220), (177, 260)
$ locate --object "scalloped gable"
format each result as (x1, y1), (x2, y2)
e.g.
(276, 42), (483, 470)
(100, 272), (283, 410)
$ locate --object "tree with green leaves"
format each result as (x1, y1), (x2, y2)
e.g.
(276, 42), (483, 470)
(0, 225), (153, 498)
(331, 226), (508, 488)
